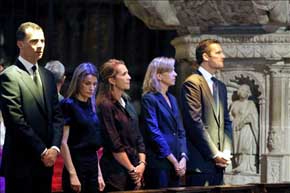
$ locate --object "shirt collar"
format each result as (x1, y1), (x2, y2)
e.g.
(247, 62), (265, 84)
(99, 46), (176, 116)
(198, 66), (214, 83)
(18, 56), (39, 75)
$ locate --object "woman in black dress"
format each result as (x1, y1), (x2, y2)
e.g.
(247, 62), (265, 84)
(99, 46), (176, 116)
(96, 59), (146, 191)
(61, 63), (105, 193)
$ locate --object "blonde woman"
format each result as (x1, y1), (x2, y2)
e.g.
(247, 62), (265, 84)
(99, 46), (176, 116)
(141, 57), (187, 188)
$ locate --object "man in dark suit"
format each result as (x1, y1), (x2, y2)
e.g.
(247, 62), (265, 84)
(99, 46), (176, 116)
(181, 39), (232, 186)
(0, 22), (63, 193)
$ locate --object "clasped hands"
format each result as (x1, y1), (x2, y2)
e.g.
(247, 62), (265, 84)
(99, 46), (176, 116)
(214, 151), (232, 168)
(128, 162), (146, 190)
(173, 157), (186, 177)
(41, 148), (58, 167)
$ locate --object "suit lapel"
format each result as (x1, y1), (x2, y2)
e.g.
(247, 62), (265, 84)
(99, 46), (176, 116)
(15, 61), (46, 113)
(156, 93), (178, 126)
(39, 67), (50, 113)
(197, 72), (220, 126)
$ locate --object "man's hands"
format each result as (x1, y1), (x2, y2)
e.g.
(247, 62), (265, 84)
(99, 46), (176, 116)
(41, 148), (58, 167)
(214, 151), (232, 168)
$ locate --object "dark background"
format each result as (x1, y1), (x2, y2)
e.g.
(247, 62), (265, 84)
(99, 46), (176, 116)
(0, 0), (177, 100)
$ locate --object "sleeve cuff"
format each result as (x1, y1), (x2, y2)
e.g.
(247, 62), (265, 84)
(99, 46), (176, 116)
(181, 152), (189, 161)
(212, 151), (223, 159)
(51, 146), (60, 153)
(41, 148), (48, 157)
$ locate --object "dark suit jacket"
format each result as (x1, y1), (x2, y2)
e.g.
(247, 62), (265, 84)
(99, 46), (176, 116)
(0, 59), (63, 178)
(141, 92), (187, 169)
(181, 70), (232, 173)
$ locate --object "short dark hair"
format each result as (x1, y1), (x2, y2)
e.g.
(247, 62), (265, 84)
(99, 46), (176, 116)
(16, 22), (43, 41)
(195, 39), (220, 65)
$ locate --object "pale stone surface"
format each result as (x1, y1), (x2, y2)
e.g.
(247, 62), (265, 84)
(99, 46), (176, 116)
(171, 33), (290, 61)
(125, 0), (290, 33)
(230, 85), (259, 174)
(224, 173), (260, 185)
(261, 154), (290, 183)
(123, 0), (180, 29)
(124, 0), (290, 184)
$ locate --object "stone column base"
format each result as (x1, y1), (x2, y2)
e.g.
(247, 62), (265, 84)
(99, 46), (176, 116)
(224, 173), (260, 185)
(261, 154), (290, 183)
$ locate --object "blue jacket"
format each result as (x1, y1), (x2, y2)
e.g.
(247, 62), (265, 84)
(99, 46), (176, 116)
(141, 92), (187, 169)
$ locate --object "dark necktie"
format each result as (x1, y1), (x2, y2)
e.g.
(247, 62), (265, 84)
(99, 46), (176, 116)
(211, 77), (219, 110)
(32, 65), (43, 98)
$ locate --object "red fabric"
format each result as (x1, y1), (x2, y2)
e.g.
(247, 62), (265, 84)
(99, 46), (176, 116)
(52, 155), (64, 192)
(51, 149), (103, 192)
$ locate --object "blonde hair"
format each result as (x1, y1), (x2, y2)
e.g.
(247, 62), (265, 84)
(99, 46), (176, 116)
(16, 22), (43, 41)
(96, 59), (127, 105)
(142, 57), (175, 95)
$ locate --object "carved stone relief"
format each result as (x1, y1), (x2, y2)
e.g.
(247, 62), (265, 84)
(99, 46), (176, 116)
(230, 84), (260, 174)
(125, 0), (290, 34)
(124, 0), (290, 183)
(171, 33), (290, 61)
(221, 70), (264, 175)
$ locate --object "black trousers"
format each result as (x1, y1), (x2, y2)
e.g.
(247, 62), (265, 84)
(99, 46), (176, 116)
(62, 151), (99, 193)
(144, 168), (180, 189)
(186, 170), (224, 186)
(5, 163), (53, 193)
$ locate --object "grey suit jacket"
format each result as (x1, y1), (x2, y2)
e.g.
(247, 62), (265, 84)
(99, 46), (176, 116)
(181, 70), (232, 173)
(0, 59), (63, 178)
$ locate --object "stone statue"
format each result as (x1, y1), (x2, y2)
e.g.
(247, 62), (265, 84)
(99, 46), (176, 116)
(230, 84), (259, 174)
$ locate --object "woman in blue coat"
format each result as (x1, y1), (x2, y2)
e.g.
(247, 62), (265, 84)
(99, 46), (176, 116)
(141, 57), (188, 188)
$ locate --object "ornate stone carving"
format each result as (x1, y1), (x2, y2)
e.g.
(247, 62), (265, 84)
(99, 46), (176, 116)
(230, 84), (260, 174)
(123, 0), (180, 29)
(124, 0), (290, 184)
(125, 0), (290, 34)
(171, 34), (290, 61)
(269, 160), (280, 182)
(221, 71), (265, 98)
(267, 129), (282, 153)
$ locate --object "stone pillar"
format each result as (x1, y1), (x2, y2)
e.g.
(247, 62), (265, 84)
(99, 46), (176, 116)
(261, 62), (290, 183)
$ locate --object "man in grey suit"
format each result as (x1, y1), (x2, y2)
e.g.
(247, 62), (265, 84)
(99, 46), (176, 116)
(0, 22), (63, 193)
(181, 39), (232, 186)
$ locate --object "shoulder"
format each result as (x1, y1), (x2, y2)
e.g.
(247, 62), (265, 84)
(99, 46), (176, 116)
(142, 92), (159, 104)
(60, 98), (76, 115)
(142, 92), (157, 100)
(184, 72), (203, 85)
(39, 66), (54, 78)
(0, 65), (21, 82)
(1, 65), (19, 76)
(60, 98), (74, 109)
(98, 98), (115, 109)
(61, 98), (74, 105)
